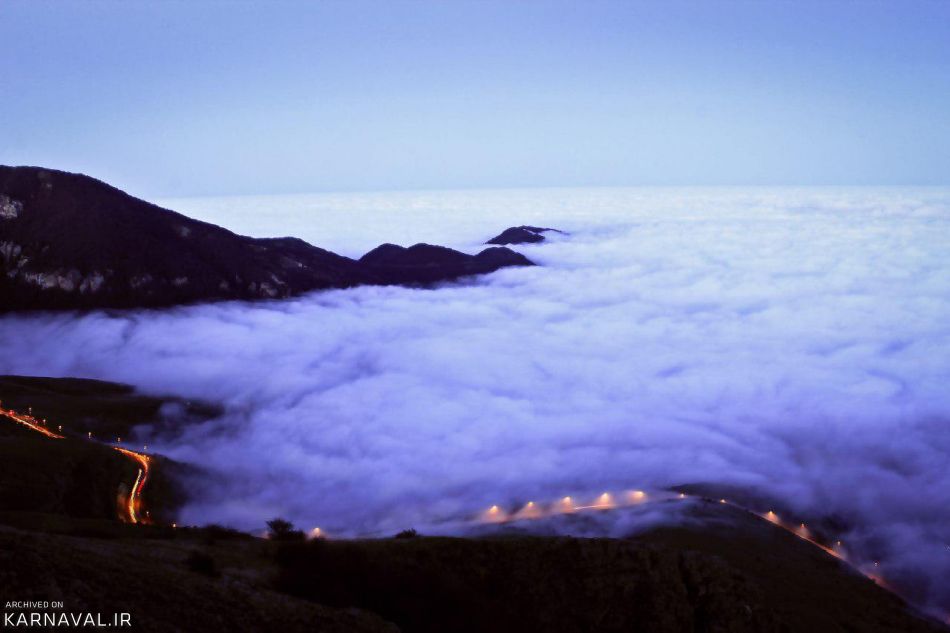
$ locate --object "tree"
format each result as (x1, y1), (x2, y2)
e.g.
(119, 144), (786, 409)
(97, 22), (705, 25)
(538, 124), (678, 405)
(266, 517), (304, 541)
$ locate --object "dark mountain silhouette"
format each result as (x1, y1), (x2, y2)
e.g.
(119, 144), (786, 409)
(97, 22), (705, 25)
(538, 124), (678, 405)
(486, 225), (564, 245)
(0, 166), (533, 311)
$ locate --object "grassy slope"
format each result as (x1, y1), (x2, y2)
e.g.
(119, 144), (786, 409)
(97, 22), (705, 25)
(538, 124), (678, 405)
(639, 502), (937, 633)
(0, 423), (135, 520)
(0, 511), (944, 633)
(271, 512), (946, 633)
(0, 523), (396, 633)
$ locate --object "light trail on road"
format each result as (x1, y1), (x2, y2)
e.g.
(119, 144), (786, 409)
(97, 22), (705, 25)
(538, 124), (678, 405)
(115, 447), (151, 524)
(0, 405), (64, 439)
(0, 404), (152, 524)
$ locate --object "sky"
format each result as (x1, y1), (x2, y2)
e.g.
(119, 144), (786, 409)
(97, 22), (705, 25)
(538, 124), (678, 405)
(2, 0), (950, 196)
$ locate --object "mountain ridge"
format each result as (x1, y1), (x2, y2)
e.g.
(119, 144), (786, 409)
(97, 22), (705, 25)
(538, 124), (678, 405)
(0, 166), (533, 311)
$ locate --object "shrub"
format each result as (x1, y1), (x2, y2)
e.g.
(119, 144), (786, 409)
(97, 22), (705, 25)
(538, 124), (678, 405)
(394, 528), (419, 539)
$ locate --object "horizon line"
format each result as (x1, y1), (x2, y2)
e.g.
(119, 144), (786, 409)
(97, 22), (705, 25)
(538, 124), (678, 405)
(154, 182), (950, 201)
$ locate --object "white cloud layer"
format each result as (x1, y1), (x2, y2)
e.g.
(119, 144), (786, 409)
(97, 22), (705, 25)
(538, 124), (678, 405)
(2, 187), (949, 614)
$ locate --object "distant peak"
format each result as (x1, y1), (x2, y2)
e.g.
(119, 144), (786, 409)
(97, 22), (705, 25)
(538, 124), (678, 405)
(486, 225), (564, 245)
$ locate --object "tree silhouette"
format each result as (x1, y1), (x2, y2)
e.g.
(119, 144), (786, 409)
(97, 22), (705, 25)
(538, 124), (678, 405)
(266, 517), (304, 541)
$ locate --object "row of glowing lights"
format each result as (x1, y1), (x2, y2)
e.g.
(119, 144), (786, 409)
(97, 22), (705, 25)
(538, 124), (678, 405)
(486, 494), (863, 563)
(302, 491), (651, 540)
(304, 490), (883, 582)
(482, 490), (649, 522)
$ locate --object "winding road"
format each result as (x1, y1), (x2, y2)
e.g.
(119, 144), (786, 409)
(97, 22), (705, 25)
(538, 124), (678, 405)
(0, 403), (152, 524)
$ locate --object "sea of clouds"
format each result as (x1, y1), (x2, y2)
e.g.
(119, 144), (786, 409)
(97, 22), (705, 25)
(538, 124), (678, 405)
(1, 187), (948, 614)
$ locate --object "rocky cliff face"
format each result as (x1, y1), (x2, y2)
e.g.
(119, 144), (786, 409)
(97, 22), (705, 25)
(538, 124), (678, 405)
(0, 166), (532, 311)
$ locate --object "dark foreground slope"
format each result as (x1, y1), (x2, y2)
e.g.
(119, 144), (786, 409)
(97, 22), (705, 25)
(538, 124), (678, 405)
(0, 524), (396, 633)
(274, 507), (946, 633)
(0, 508), (944, 633)
(0, 166), (531, 311)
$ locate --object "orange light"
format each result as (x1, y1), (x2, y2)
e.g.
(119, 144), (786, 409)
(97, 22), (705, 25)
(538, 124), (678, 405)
(627, 490), (646, 503)
(678, 492), (686, 499)
(114, 447), (150, 524)
(598, 492), (615, 507)
(125, 468), (144, 523)
(516, 501), (543, 519)
(720, 499), (727, 504)
(481, 505), (507, 523)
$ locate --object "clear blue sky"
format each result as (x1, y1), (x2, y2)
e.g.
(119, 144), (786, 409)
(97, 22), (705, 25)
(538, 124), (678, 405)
(2, 0), (949, 196)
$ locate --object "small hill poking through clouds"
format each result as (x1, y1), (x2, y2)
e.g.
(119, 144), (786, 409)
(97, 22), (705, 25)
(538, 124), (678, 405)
(486, 225), (564, 245)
